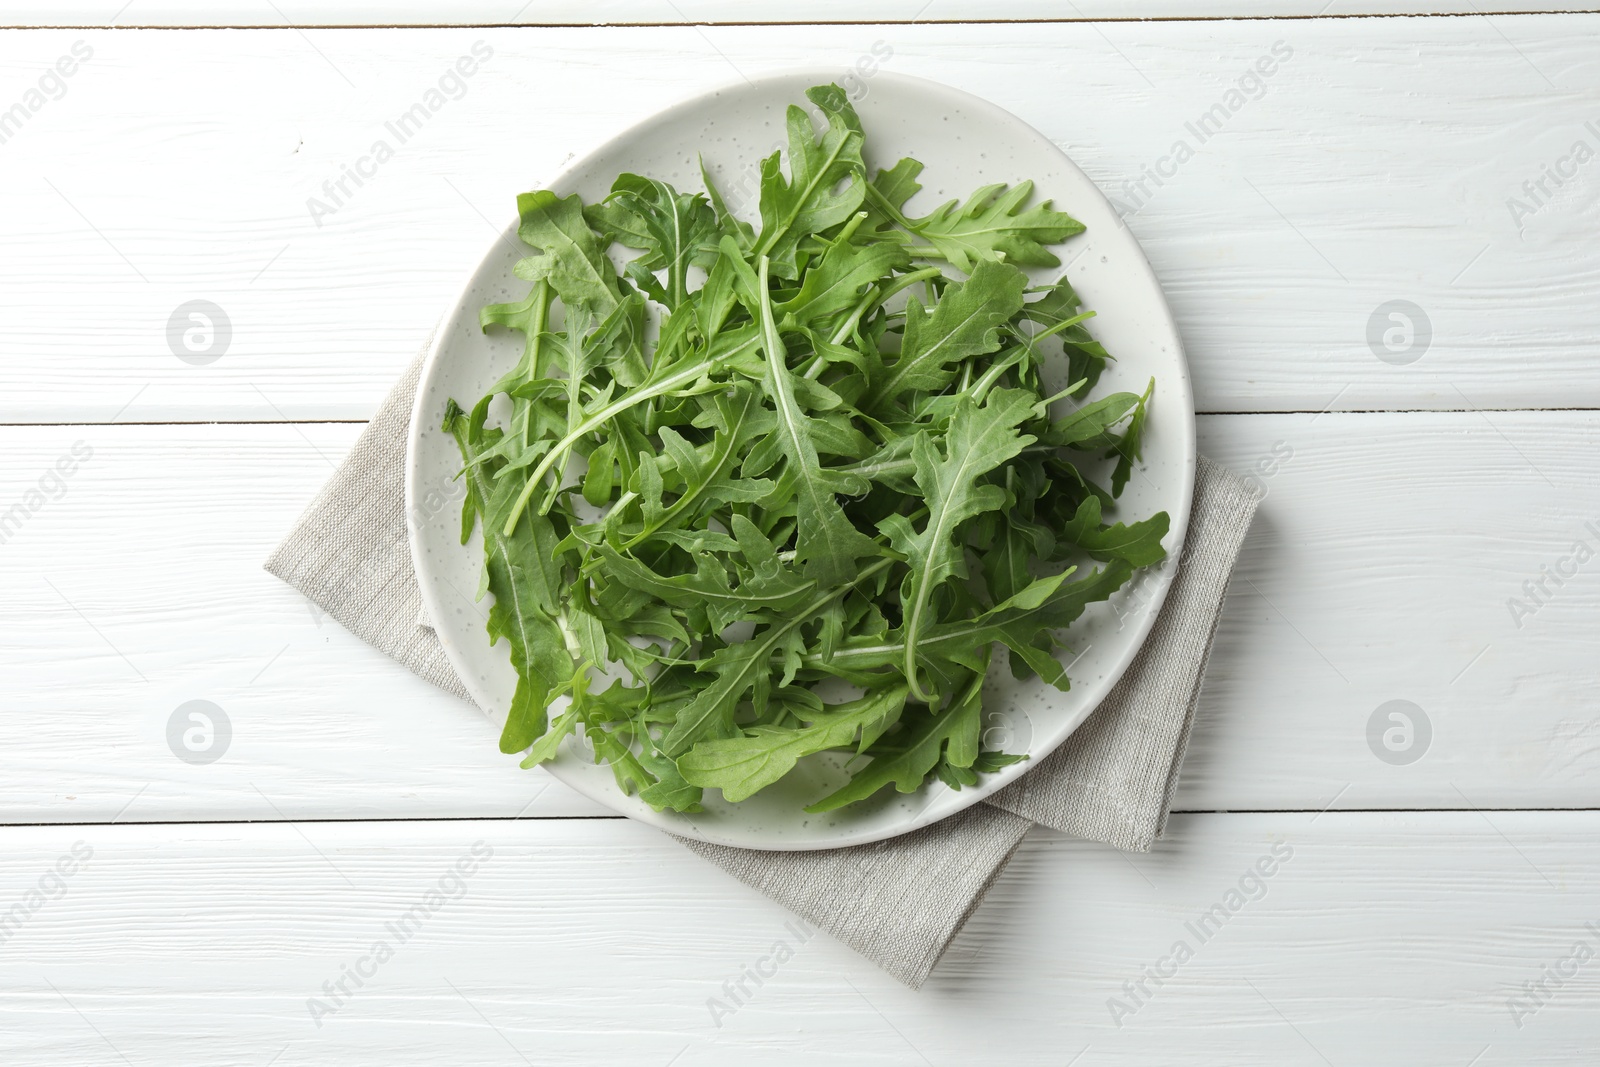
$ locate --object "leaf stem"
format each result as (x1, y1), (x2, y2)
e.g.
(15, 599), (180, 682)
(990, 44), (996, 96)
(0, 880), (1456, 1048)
(840, 444), (1055, 483)
(802, 265), (944, 380)
(862, 181), (914, 230)
(501, 359), (710, 535)
(752, 130), (857, 260)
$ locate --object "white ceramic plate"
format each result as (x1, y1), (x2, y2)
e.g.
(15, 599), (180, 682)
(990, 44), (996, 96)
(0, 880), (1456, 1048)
(407, 70), (1195, 850)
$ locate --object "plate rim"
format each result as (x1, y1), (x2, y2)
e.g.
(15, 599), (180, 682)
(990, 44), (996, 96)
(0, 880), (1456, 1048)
(406, 67), (1197, 850)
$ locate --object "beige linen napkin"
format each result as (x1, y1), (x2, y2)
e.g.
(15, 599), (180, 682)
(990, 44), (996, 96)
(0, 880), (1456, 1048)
(266, 350), (1259, 988)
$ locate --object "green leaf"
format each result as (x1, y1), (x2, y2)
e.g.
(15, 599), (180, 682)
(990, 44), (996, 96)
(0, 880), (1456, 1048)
(1044, 391), (1142, 448)
(700, 155), (757, 251)
(678, 684), (908, 802)
(752, 84), (868, 278)
(815, 562), (1134, 680)
(804, 668), (986, 813)
(1022, 277), (1112, 391)
(511, 190), (622, 316)
(585, 722), (654, 798)
(612, 384), (774, 549)
(443, 401), (579, 754)
(877, 389), (1037, 701)
(1107, 377), (1154, 497)
(522, 706), (580, 767)
(1059, 496), (1170, 569)
(658, 558), (893, 756)
(481, 279), (554, 388)
(774, 228), (909, 328)
(635, 739), (706, 813)
(939, 748), (1027, 789)
(983, 512), (1052, 605)
(865, 259), (1027, 408)
(871, 157), (924, 216)
(727, 246), (880, 587)
(598, 544), (814, 632)
(585, 173), (719, 309)
(902, 180), (1085, 273)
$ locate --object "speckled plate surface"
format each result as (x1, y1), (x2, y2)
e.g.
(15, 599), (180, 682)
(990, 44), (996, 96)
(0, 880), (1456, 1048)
(406, 70), (1195, 850)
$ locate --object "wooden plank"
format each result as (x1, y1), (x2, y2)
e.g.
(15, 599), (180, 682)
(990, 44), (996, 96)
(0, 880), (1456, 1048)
(0, 813), (1593, 1063)
(3, 2), (1598, 27)
(0, 21), (1595, 421)
(1190, 409), (1600, 812)
(0, 422), (609, 823)
(1, 412), (1595, 824)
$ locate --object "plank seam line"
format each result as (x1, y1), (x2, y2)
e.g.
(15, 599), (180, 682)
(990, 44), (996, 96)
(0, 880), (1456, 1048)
(6, 11), (1600, 30)
(0, 420), (373, 428)
(1196, 407), (1600, 416)
(2, 807), (1595, 830)
(8, 406), (1600, 430)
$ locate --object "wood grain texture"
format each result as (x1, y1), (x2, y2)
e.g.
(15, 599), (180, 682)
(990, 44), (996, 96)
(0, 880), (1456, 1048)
(1194, 409), (1600, 812)
(4, 2), (1600, 26)
(2, 11), (1593, 1058)
(1, 412), (1594, 825)
(0, 813), (1593, 1064)
(0, 21), (1595, 421)
(0, 422), (607, 823)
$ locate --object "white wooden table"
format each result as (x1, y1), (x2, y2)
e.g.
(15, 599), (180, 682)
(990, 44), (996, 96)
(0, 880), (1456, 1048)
(2, 4), (1597, 1063)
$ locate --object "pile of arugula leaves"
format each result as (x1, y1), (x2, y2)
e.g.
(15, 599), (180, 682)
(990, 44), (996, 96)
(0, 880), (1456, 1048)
(446, 83), (1168, 815)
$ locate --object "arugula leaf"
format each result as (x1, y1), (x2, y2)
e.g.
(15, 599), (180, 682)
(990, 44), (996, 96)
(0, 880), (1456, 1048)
(606, 384), (774, 549)
(878, 389), (1038, 701)
(598, 543), (814, 633)
(1023, 276), (1112, 396)
(813, 562), (1134, 679)
(586, 174), (719, 310)
(774, 227), (908, 328)
(940, 749), (1028, 789)
(1045, 391), (1142, 448)
(804, 667), (986, 813)
(678, 684), (908, 802)
(753, 84), (868, 278)
(727, 246), (879, 586)
(899, 181), (1085, 272)
(443, 400), (577, 753)
(634, 738), (706, 813)
(699, 156), (757, 251)
(657, 558), (894, 757)
(1058, 496), (1170, 568)
(865, 259), (1027, 409)
(870, 157), (925, 217)
(511, 190), (622, 316)
(1107, 377), (1154, 497)
(481, 280), (554, 386)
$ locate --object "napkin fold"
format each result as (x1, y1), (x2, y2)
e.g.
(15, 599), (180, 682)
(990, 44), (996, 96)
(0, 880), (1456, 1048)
(266, 348), (1259, 988)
